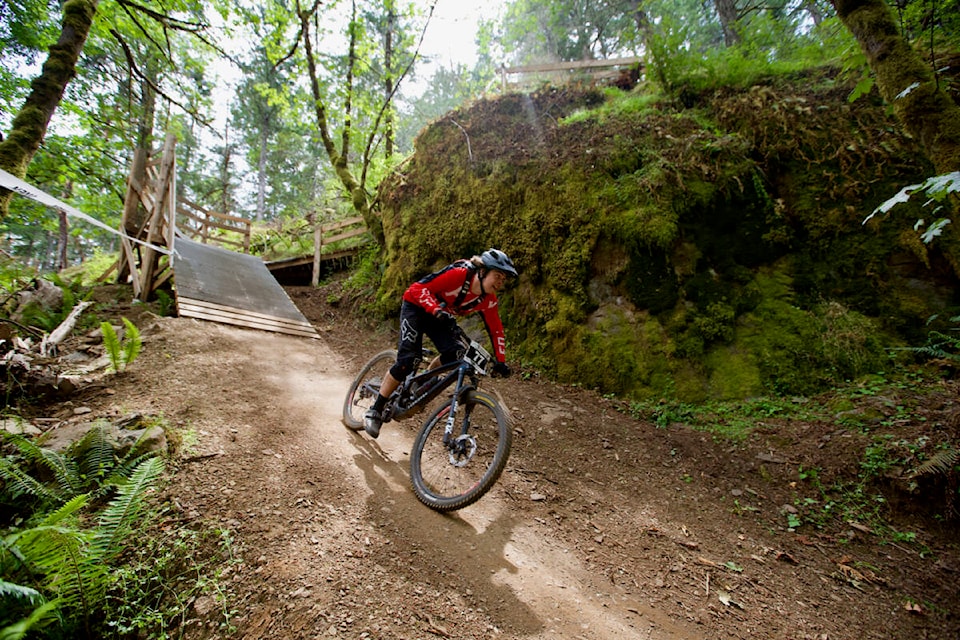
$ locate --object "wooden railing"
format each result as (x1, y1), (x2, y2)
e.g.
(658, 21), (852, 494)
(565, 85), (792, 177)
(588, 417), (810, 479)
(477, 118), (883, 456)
(309, 215), (366, 285)
(177, 197), (252, 253)
(500, 56), (643, 91)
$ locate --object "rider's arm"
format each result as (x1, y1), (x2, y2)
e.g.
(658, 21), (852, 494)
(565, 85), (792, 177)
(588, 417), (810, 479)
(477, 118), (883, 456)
(477, 299), (507, 363)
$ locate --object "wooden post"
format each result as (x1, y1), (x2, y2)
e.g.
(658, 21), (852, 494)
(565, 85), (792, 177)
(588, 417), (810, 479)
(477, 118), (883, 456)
(166, 161), (177, 250)
(312, 213), (322, 287)
(118, 146), (148, 283)
(138, 133), (176, 299)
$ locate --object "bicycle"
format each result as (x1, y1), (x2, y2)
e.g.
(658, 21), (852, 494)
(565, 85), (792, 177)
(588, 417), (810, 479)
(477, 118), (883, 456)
(342, 327), (512, 512)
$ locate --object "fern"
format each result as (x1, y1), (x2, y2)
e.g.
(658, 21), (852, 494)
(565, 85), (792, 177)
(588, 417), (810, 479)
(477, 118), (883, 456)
(1, 425), (166, 638)
(1, 458), (163, 636)
(121, 318), (142, 366)
(73, 423), (115, 494)
(3, 495), (96, 616)
(100, 321), (122, 373)
(100, 317), (142, 373)
(0, 579), (42, 603)
(0, 457), (63, 504)
(912, 447), (960, 478)
(0, 599), (60, 640)
(0, 433), (81, 504)
(91, 456), (164, 561)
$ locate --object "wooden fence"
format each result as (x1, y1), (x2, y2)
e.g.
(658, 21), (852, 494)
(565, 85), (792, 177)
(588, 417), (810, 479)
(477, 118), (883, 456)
(500, 56), (643, 91)
(177, 197), (252, 253)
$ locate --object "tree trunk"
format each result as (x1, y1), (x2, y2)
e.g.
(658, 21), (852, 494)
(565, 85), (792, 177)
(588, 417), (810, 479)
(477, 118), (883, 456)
(58, 180), (72, 271)
(714, 0), (742, 46)
(0, 0), (100, 219)
(832, 0), (960, 175)
(384, 2), (396, 159)
(58, 210), (69, 271)
(298, 0), (377, 240)
(257, 126), (268, 221)
(802, 0), (825, 26)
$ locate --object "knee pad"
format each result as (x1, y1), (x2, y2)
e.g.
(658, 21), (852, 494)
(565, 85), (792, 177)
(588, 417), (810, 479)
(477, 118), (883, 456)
(390, 360), (414, 381)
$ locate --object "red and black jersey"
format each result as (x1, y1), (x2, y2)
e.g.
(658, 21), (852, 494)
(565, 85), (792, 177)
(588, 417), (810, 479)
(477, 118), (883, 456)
(403, 261), (507, 363)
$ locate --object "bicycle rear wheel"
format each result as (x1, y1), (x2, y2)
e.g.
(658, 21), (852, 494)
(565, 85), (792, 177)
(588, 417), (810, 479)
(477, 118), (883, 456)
(342, 350), (397, 430)
(409, 390), (512, 511)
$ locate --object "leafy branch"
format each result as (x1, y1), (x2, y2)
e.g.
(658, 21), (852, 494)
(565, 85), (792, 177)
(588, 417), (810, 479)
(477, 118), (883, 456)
(864, 171), (960, 244)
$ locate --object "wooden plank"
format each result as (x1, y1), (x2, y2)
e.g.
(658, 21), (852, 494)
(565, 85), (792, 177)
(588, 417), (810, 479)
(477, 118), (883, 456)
(120, 236), (142, 298)
(312, 225), (322, 287)
(139, 134), (176, 299)
(177, 301), (315, 334)
(176, 297), (316, 330)
(178, 307), (319, 339)
(265, 248), (358, 271)
(177, 298), (319, 339)
(172, 236), (317, 338)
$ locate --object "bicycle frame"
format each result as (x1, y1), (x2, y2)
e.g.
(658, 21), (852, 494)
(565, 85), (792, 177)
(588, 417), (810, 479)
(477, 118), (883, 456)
(386, 330), (491, 431)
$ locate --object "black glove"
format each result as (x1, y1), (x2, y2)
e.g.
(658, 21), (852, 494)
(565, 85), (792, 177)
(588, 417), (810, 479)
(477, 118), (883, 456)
(492, 361), (511, 378)
(435, 309), (457, 329)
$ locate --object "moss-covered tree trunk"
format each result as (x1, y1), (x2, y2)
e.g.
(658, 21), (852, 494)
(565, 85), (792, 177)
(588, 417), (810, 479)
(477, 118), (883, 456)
(297, 0), (380, 242)
(0, 0), (100, 218)
(832, 0), (960, 175)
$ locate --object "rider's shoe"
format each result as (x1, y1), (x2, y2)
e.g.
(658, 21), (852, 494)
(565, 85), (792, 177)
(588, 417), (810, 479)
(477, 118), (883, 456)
(363, 408), (383, 438)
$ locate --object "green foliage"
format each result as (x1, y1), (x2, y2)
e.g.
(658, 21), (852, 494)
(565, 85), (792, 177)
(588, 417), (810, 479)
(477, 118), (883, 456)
(639, 1), (856, 95)
(865, 171), (959, 245)
(376, 69), (937, 402)
(901, 314), (960, 364)
(154, 290), (174, 317)
(57, 250), (119, 288)
(0, 254), (37, 306)
(100, 318), (142, 374)
(0, 444), (165, 639)
(103, 525), (239, 638)
(625, 395), (813, 440)
(562, 92), (663, 126)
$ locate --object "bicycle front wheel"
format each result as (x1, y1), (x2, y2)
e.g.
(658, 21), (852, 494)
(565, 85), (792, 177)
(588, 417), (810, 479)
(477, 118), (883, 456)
(342, 350), (397, 430)
(409, 390), (512, 511)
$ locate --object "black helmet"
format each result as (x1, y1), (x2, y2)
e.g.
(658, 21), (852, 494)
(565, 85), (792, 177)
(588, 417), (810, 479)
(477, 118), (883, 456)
(480, 248), (518, 277)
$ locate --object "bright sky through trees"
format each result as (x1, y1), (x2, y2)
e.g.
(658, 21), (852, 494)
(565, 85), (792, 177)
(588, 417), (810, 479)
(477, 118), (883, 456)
(417, 0), (506, 72)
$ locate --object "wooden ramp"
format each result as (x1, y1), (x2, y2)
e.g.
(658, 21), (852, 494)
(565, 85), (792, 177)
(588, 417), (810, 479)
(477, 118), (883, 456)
(172, 236), (319, 339)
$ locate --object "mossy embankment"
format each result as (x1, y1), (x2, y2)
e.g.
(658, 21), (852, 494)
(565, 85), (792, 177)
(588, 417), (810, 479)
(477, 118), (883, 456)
(374, 69), (959, 402)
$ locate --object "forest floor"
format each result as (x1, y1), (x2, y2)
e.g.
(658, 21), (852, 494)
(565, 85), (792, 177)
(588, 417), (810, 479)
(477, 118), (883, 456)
(32, 279), (960, 639)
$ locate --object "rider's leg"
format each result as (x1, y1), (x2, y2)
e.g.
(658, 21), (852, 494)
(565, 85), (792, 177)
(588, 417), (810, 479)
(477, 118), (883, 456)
(365, 303), (424, 437)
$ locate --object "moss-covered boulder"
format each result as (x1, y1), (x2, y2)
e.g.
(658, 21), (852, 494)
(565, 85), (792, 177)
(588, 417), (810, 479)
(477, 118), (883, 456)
(374, 69), (959, 401)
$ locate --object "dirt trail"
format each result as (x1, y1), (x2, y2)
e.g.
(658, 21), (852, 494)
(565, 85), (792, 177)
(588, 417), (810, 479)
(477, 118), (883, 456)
(108, 317), (696, 639)
(74, 305), (959, 640)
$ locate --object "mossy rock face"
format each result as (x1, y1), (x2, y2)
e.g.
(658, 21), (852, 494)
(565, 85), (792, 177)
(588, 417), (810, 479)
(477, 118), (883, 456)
(375, 74), (959, 401)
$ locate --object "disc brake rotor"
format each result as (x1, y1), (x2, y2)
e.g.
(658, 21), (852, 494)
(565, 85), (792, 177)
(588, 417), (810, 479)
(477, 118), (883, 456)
(448, 434), (477, 467)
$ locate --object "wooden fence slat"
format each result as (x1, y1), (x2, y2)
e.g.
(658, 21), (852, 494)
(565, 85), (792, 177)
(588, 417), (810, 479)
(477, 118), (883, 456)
(322, 227), (367, 245)
(503, 56), (641, 74)
(320, 216), (365, 233)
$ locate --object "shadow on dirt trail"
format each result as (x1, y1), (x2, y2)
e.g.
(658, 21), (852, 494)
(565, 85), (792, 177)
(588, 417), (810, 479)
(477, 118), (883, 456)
(347, 434), (541, 634)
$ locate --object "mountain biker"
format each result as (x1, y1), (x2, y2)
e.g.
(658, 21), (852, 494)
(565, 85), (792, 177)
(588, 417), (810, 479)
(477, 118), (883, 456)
(363, 248), (518, 438)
